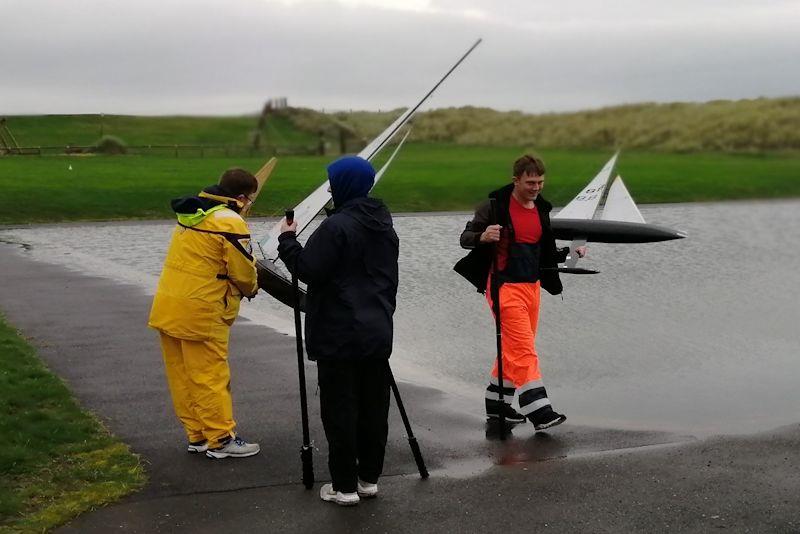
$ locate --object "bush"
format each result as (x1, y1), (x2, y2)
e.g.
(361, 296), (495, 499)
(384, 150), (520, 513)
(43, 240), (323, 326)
(90, 135), (127, 154)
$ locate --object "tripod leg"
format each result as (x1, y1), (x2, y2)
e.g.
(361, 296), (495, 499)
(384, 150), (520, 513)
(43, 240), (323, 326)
(387, 365), (429, 479)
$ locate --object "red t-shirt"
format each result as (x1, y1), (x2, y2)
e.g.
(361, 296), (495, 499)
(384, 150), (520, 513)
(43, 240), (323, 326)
(496, 195), (541, 271)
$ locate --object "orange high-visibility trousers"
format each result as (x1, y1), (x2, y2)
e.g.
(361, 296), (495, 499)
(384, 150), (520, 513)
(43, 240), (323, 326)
(159, 332), (236, 448)
(487, 281), (543, 385)
(485, 280), (553, 417)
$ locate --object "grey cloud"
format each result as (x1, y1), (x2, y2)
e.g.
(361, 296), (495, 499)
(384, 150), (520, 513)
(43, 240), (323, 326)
(1, 0), (798, 114)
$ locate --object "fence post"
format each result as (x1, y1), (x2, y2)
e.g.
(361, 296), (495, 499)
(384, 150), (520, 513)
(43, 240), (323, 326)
(174, 144), (178, 157)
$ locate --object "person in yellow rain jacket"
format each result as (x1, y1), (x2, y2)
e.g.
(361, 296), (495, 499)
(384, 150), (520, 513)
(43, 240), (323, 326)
(149, 168), (261, 459)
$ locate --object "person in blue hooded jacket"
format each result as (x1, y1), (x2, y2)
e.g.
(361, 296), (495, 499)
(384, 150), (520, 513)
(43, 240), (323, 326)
(278, 155), (399, 506)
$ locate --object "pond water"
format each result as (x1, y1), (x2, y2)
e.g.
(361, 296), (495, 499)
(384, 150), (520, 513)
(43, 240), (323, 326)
(2, 199), (798, 436)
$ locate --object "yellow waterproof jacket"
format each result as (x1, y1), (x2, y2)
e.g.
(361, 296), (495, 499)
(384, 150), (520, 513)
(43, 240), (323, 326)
(149, 191), (258, 341)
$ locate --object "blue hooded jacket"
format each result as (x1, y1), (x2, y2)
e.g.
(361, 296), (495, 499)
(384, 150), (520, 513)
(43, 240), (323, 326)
(277, 155), (399, 361)
(327, 156), (375, 208)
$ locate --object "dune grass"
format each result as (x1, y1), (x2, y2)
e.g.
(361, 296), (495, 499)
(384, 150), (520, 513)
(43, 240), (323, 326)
(0, 144), (798, 224)
(310, 97), (800, 153)
(0, 315), (145, 533)
(5, 96), (800, 155)
(379, 98), (800, 153)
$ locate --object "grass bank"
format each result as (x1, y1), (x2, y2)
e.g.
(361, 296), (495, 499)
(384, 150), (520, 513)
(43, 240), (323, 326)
(6, 97), (800, 153)
(0, 144), (798, 224)
(335, 97), (800, 152)
(0, 315), (144, 533)
(3, 113), (316, 149)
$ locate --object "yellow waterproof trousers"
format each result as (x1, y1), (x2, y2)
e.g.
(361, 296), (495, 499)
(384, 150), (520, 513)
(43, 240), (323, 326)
(159, 332), (236, 448)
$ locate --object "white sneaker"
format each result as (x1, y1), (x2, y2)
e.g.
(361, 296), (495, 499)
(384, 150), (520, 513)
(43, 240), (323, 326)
(205, 436), (260, 459)
(187, 440), (208, 454)
(357, 479), (378, 498)
(320, 483), (360, 506)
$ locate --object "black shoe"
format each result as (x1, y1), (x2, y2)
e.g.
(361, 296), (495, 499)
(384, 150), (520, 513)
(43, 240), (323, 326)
(485, 418), (514, 440)
(486, 403), (527, 425)
(529, 409), (567, 431)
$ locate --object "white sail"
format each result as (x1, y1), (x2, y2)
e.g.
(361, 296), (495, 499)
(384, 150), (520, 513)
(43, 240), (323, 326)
(257, 39), (482, 261)
(548, 152), (686, 272)
(374, 128), (412, 182)
(554, 152), (618, 220)
(601, 175), (645, 223)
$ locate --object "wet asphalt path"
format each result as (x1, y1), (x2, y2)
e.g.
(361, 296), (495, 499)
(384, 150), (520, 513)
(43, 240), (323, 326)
(1, 243), (798, 533)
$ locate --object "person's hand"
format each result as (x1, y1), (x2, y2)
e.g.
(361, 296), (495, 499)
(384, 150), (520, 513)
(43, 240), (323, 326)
(480, 224), (502, 243)
(280, 218), (298, 233)
(574, 245), (587, 258)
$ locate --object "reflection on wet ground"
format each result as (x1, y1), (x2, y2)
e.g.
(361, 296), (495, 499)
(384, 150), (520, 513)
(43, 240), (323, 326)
(1, 199), (798, 437)
(423, 412), (692, 479)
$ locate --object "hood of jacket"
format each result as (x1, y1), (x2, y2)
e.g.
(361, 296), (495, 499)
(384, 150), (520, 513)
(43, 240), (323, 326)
(170, 184), (243, 227)
(327, 156), (375, 208)
(337, 197), (393, 233)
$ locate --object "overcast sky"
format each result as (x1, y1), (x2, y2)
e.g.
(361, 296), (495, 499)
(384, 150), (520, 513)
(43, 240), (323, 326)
(2, 0), (798, 115)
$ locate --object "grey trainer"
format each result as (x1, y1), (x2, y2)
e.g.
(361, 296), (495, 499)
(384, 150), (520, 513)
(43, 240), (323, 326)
(205, 436), (260, 459)
(187, 440), (208, 454)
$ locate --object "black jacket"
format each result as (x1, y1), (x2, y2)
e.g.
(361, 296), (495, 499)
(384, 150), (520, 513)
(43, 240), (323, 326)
(454, 183), (567, 295)
(278, 197), (399, 361)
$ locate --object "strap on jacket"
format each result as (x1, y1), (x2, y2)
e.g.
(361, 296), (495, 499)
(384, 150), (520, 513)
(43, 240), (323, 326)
(177, 223), (254, 262)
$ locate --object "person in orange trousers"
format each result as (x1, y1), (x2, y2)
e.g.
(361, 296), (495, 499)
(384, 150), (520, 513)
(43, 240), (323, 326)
(455, 155), (585, 430)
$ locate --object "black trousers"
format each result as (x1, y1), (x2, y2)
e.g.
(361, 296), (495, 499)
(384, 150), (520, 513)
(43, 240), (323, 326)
(317, 359), (391, 494)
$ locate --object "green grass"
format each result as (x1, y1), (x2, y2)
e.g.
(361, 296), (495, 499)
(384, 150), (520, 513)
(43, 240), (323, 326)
(0, 315), (145, 533)
(0, 144), (797, 224)
(372, 145), (800, 209)
(4, 114), (317, 149)
(6, 96), (800, 155)
(0, 153), (328, 223)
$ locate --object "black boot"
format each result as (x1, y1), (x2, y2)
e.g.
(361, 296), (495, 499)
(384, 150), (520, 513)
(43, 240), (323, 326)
(528, 407), (567, 431)
(485, 399), (526, 425)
